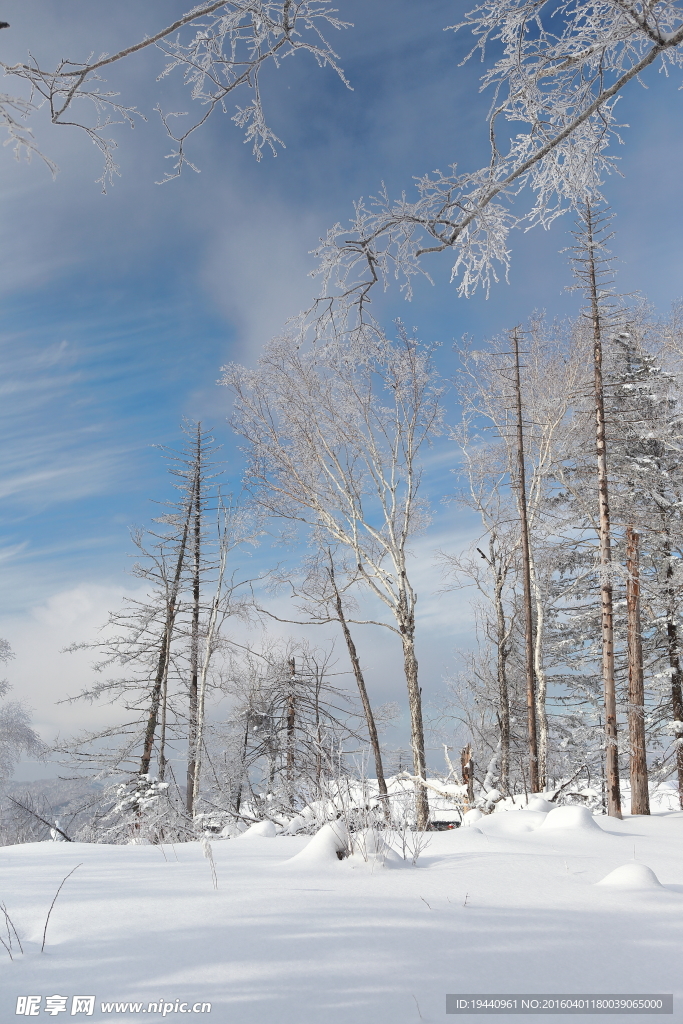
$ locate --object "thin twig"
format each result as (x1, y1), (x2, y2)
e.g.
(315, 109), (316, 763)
(1, 904), (23, 954)
(41, 864), (82, 953)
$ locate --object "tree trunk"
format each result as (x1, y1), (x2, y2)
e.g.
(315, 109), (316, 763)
(234, 716), (251, 814)
(511, 328), (539, 792)
(401, 624), (430, 830)
(140, 482), (194, 777)
(626, 527), (650, 815)
(461, 744), (475, 805)
(528, 549), (548, 791)
(664, 541), (683, 810)
(327, 564), (389, 812)
(585, 206), (622, 818)
(491, 538), (511, 795)
(286, 657), (296, 807)
(158, 628), (171, 782)
(186, 426), (202, 814)
(192, 532), (227, 810)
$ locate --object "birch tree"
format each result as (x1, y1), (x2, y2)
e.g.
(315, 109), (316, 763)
(221, 325), (443, 828)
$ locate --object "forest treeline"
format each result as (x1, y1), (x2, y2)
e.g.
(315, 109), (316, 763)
(3, 208), (683, 844)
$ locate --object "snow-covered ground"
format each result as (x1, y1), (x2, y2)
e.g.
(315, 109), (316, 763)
(1, 805), (681, 1023)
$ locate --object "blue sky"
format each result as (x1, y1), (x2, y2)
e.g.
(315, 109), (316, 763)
(1, 1), (682, 776)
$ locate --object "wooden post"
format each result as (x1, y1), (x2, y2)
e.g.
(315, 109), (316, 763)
(511, 328), (539, 793)
(626, 527), (650, 815)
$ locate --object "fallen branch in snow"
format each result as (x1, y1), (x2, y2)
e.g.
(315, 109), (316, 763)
(396, 771), (505, 816)
(396, 771), (467, 800)
(549, 765), (589, 803)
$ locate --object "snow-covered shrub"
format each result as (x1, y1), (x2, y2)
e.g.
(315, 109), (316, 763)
(96, 774), (188, 845)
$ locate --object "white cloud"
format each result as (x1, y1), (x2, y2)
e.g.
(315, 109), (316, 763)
(0, 584), (146, 741)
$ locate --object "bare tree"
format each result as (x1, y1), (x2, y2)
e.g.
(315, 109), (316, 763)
(221, 324), (443, 828)
(570, 206), (622, 818)
(212, 639), (362, 820)
(511, 328), (539, 792)
(448, 321), (587, 790)
(260, 549), (390, 809)
(58, 426), (256, 804)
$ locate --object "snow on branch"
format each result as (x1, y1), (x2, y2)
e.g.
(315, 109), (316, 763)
(0, 1), (351, 189)
(303, 0), (683, 334)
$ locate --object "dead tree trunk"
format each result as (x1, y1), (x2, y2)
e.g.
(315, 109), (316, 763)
(583, 206), (622, 818)
(511, 328), (539, 793)
(461, 744), (475, 805)
(327, 563), (389, 812)
(234, 716), (251, 814)
(186, 426), (202, 815)
(478, 537), (512, 794)
(140, 481), (194, 777)
(626, 527), (650, 814)
(286, 656), (296, 806)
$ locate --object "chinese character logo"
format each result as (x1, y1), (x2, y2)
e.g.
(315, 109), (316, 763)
(71, 997), (95, 1016)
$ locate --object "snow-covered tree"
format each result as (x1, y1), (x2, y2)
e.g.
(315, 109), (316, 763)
(0, 639), (44, 787)
(221, 324), (443, 828)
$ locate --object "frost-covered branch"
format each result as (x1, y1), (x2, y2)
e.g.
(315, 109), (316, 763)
(1, 2), (350, 188)
(303, 0), (683, 332)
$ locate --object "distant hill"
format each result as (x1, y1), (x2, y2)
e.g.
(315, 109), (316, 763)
(2, 776), (105, 844)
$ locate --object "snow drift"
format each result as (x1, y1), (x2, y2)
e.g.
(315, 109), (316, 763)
(596, 863), (663, 890)
(539, 805), (601, 831)
(285, 821), (349, 865)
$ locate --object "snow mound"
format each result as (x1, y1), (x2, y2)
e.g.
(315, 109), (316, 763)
(462, 809), (483, 827)
(596, 863), (663, 890)
(286, 821), (348, 865)
(526, 796), (555, 813)
(480, 811), (547, 834)
(220, 820), (247, 838)
(347, 828), (406, 870)
(280, 814), (308, 835)
(539, 805), (600, 831)
(237, 820), (278, 839)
